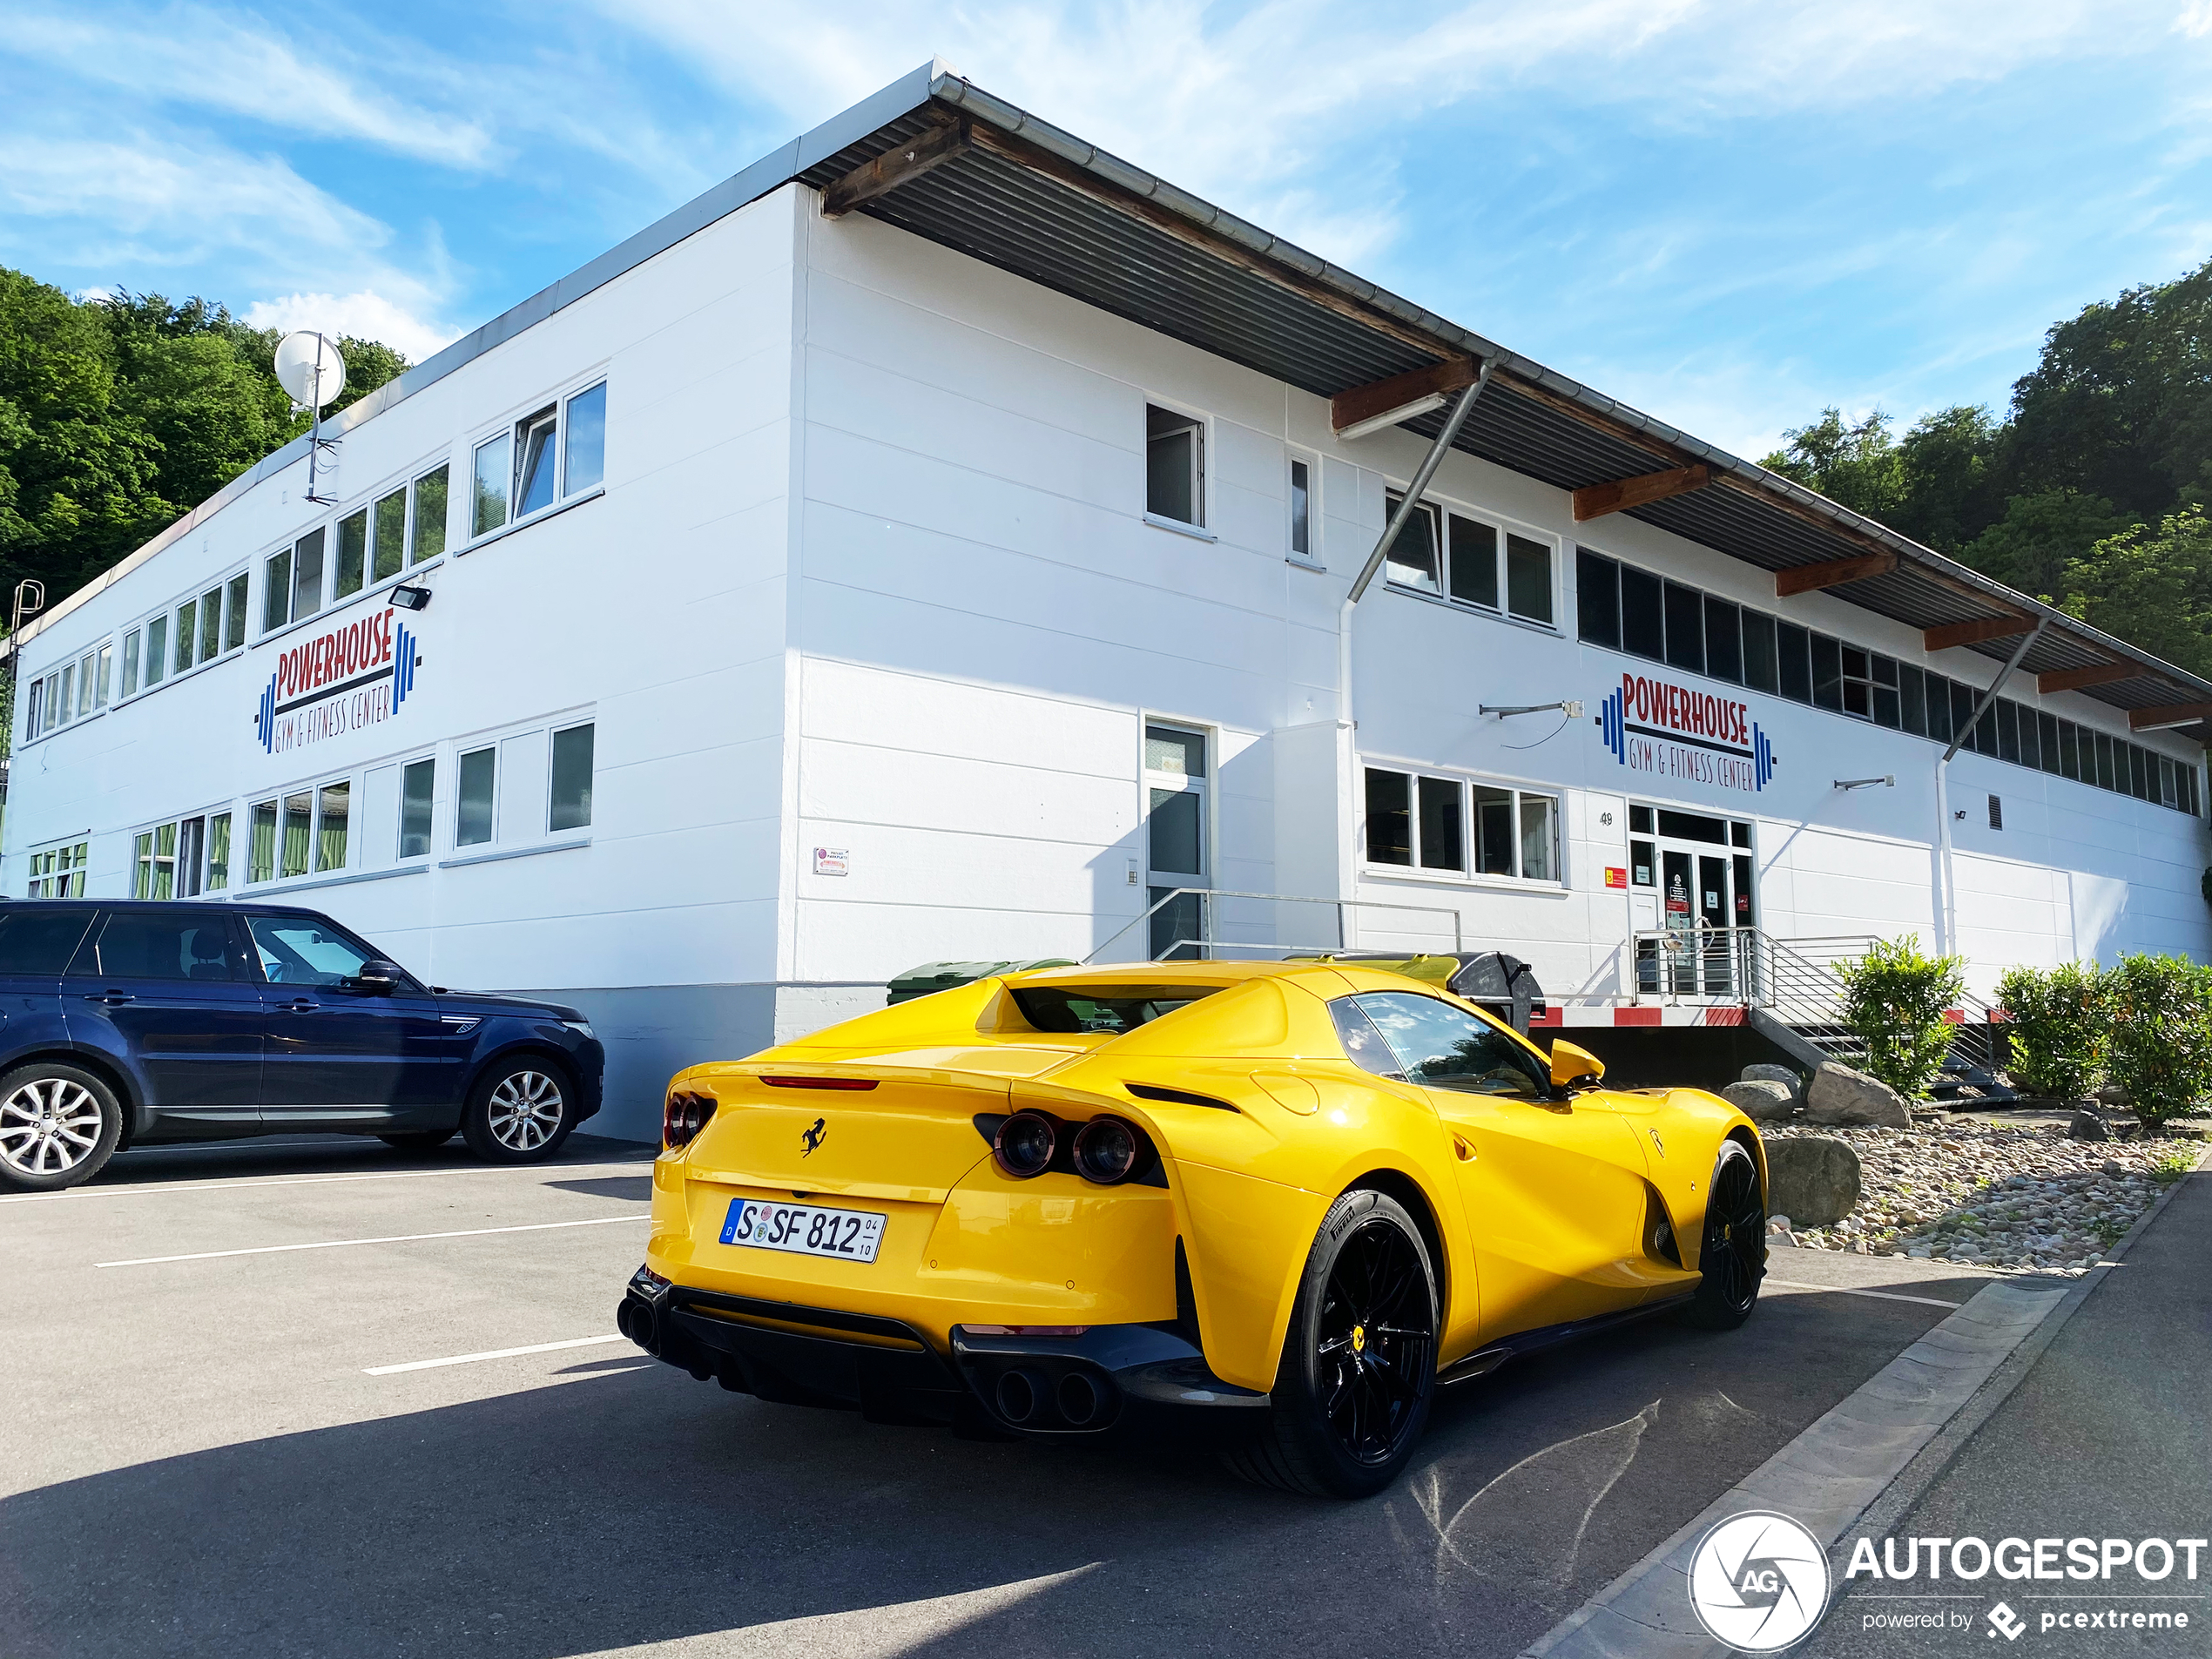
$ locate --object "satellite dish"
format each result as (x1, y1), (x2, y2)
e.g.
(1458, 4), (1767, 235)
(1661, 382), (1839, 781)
(274, 331), (347, 409)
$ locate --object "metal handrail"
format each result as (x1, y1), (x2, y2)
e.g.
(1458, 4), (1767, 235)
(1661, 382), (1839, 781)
(1084, 887), (1465, 965)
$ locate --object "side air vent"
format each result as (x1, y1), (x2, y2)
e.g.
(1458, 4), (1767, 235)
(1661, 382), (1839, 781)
(1123, 1082), (1238, 1112)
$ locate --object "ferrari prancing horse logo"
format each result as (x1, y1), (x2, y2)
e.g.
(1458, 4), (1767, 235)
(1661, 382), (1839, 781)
(800, 1116), (828, 1157)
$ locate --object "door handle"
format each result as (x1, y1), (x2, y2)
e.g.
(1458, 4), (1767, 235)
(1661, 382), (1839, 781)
(281, 999), (320, 1014)
(83, 991), (136, 1006)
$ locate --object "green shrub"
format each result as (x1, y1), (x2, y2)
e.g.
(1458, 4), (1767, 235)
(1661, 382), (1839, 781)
(2106, 954), (2212, 1134)
(1995, 961), (2110, 1099)
(1835, 934), (1966, 1100)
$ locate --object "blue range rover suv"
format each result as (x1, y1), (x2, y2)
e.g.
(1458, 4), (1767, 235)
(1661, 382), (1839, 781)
(0, 900), (605, 1191)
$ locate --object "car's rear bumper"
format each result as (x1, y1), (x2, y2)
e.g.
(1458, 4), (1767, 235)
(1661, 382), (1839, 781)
(616, 1271), (1266, 1436)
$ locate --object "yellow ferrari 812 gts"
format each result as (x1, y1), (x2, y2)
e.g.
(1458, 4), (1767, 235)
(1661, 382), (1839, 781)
(617, 959), (1768, 1496)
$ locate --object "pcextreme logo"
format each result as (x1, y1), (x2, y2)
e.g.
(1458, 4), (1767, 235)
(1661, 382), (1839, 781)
(1687, 1510), (1831, 1651)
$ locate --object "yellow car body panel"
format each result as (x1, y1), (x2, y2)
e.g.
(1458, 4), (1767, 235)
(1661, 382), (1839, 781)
(641, 959), (1758, 1402)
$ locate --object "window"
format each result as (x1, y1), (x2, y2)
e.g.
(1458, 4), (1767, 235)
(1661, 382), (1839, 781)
(1145, 405), (1204, 526)
(1621, 564), (1663, 660)
(456, 746), (496, 846)
(335, 509), (368, 600)
(57, 663), (75, 725)
(1839, 644), (1872, 719)
(173, 598), (195, 676)
(515, 404), (559, 518)
(23, 678), (39, 738)
(563, 381), (606, 496)
(374, 489), (406, 583)
(266, 529), (324, 632)
(125, 809), (227, 898)
(1704, 597), (1743, 684)
(400, 759), (435, 859)
(548, 723), (594, 832)
(1663, 582), (1703, 673)
(1810, 634), (1843, 711)
(411, 464), (448, 563)
(71, 911), (236, 982)
(1577, 550), (1621, 649)
(316, 782), (350, 872)
(1449, 514), (1495, 608)
(1288, 456), (1313, 559)
(206, 812), (232, 892)
(248, 800), (278, 884)
(1777, 622), (1812, 704)
(247, 915), (381, 988)
(1363, 767), (1558, 882)
(280, 791), (313, 879)
(1742, 610), (1778, 693)
(1899, 664), (1928, 735)
(226, 574), (248, 651)
(197, 587), (221, 662)
(26, 841), (87, 899)
(132, 823), (176, 899)
(473, 431), (511, 536)
(0, 907), (94, 970)
(1383, 494), (1441, 592)
(1996, 701), (2021, 764)
(1871, 657), (1901, 728)
(1506, 533), (1554, 624)
(1339, 992), (1546, 1097)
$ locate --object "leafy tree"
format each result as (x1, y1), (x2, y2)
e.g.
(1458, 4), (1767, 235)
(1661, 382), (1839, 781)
(1961, 489), (2132, 603)
(1893, 404), (2005, 554)
(2058, 510), (2212, 680)
(1761, 407), (1905, 524)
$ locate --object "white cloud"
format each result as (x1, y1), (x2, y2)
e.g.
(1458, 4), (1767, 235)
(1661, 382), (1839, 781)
(241, 291), (463, 364)
(3, 5), (496, 168)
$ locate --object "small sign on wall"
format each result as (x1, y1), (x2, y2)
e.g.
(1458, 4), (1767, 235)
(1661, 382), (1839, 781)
(813, 846), (849, 877)
(1604, 867), (1628, 889)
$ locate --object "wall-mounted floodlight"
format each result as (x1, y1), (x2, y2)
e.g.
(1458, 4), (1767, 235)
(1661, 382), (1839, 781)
(1833, 775), (1893, 791)
(388, 584), (432, 612)
(1480, 699), (1585, 719)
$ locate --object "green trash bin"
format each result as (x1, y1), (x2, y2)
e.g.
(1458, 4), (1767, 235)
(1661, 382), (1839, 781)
(885, 959), (1076, 1005)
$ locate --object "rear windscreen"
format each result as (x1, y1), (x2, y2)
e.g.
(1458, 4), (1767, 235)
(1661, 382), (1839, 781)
(1011, 984), (1226, 1035)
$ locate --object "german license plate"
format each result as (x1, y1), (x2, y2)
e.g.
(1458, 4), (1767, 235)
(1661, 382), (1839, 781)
(719, 1197), (885, 1264)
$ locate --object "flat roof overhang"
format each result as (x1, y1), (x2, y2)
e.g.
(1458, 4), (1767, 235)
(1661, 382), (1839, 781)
(27, 62), (2210, 746)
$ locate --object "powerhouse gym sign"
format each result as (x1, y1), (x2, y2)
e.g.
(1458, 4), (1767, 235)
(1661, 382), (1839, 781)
(1600, 671), (1778, 794)
(255, 605), (421, 756)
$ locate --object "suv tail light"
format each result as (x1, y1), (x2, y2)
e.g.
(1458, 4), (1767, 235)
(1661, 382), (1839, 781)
(664, 1092), (716, 1150)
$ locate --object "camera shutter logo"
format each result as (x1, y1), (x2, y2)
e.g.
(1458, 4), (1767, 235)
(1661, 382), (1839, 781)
(1686, 1510), (1831, 1651)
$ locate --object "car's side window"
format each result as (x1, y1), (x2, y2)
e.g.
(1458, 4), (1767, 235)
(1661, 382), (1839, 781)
(0, 910), (98, 977)
(1350, 991), (1547, 1097)
(247, 917), (371, 987)
(68, 912), (239, 981)
(1329, 996), (1405, 1079)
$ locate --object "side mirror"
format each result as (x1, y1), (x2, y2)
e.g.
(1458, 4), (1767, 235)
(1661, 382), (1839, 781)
(346, 959), (404, 996)
(1549, 1038), (1605, 1091)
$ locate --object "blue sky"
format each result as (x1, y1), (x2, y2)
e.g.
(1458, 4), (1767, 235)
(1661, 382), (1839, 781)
(3, 1), (2209, 459)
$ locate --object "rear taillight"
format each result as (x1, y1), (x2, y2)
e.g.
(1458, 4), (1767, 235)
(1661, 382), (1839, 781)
(994, 1110), (1056, 1178)
(663, 1092), (716, 1150)
(760, 1076), (879, 1090)
(1073, 1116), (1145, 1184)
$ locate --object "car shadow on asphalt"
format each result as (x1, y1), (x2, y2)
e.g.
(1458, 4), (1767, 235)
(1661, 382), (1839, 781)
(0, 1280), (1970, 1659)
(83, 1133), (656, 1188)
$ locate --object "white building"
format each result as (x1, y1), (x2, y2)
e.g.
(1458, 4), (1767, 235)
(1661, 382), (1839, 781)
(9, 64), (2208, 1139)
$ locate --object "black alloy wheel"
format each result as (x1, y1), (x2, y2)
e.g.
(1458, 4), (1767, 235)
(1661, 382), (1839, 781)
(1225, 1189), (1439, 1499)
(1683, 1139), (1764, 1329)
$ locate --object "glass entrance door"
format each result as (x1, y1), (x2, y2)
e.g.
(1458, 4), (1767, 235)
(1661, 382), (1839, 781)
(1630, 805), (1757, 999)
(1143, 725), (1208, 959)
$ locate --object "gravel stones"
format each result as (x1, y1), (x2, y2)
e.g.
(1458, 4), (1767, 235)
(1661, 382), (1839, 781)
(1804, 1062), (1913, 1129)
(1762, 1121), (2182, 1274)
(1764, 1136), (1863, 1225)
(1723, 1079), (1798, 1122)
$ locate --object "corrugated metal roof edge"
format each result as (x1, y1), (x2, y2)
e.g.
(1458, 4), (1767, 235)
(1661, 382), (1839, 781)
(17, 60), (2211, 718)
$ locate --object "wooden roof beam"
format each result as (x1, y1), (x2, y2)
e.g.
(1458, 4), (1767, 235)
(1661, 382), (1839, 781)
(2128, 701), (2212, 732)
(1775, 553), (1897, 597)
(1573, 463), (1711, 523)
(2037, 661), (2144, 695)
(823, 120), (970, 218)
(1924, 614), (2036, 652)
(1332, 357), (1478, 440)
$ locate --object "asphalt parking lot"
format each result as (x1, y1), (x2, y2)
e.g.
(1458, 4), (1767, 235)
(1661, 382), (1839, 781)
(1, 1136), (2020, 1659)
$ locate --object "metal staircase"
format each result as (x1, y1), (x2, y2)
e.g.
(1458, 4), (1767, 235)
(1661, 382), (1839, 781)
(1632, 927), (2013, 1103)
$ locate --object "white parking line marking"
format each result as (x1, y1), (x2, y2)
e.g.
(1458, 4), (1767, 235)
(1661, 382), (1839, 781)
(2, 1161), (653, 1205)
(1766, 1277), (1965, 1309)
(366, 1334), (628, 1374)
(96, 1213), (644, 1267)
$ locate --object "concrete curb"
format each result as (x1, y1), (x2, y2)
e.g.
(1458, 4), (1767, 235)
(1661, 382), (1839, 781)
(1517, 1145), (2208, 1659)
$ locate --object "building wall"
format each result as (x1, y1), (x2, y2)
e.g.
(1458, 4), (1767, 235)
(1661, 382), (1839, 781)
(5, 185), (814, 1136)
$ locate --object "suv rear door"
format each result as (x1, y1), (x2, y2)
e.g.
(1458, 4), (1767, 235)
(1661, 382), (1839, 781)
(64, 908), (264, 1124)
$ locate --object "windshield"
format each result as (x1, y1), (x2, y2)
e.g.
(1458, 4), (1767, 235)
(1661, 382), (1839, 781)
(1011, 984), (1226, 1035)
